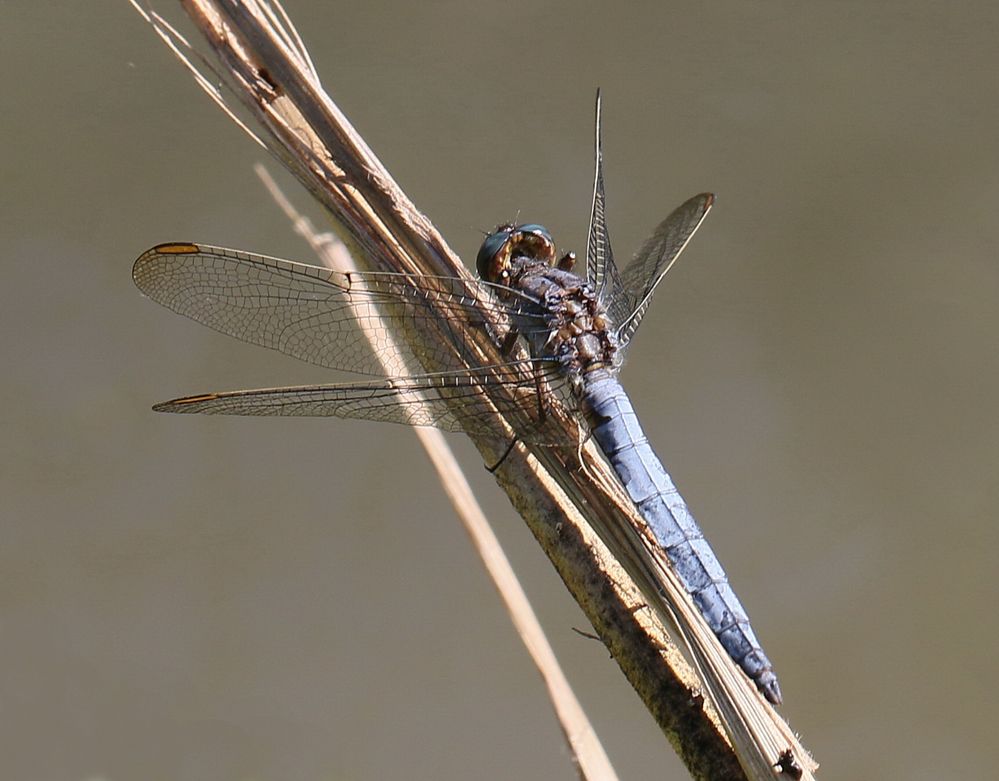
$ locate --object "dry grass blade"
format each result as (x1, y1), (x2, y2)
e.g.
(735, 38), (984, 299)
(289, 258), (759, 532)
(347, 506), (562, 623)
(132, 1), (817, 777)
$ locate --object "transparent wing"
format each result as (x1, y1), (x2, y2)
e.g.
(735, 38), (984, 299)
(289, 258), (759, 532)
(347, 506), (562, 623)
(585, 89), (624, 300)
(133, 243), (549, 378)
(152, 362), (573, 441)
(606, 192), (714, 349)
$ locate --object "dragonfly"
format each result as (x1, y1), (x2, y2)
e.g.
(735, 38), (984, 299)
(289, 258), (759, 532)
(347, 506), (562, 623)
(133, 93), (781, 705)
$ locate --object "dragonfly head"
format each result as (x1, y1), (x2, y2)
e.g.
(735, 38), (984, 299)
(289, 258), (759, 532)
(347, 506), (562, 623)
(476, 223), (557, 284)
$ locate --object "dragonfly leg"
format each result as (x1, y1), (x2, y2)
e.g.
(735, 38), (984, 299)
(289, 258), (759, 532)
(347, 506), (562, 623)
(487, 364), (551, 474)
(500, 328), (521, 356)
(485, 436), (520, 473)
(533, 370), (549, 425)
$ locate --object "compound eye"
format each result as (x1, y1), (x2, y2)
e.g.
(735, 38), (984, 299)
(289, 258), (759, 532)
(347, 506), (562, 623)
(513, 224), (556, 265)
(516, 224), (553, 242)
(476, 224), (516, 281)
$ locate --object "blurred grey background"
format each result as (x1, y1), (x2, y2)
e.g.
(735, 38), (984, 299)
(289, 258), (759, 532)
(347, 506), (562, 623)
(3, 1), (997, 778)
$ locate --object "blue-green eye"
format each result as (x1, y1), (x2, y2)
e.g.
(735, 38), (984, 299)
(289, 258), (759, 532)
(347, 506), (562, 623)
(476, 225), (516, 279)
(517, 224), (551, 242)
(476, 223), (556, 282)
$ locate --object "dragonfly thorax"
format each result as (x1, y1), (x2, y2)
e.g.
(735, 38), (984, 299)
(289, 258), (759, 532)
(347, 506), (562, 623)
(513, 257), (621, 389)
(477, 223), (620, 387)
(477, 224), (619, 385)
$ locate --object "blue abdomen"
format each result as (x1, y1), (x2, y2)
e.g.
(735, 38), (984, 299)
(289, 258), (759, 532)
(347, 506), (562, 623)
(582, 374), (781, 704)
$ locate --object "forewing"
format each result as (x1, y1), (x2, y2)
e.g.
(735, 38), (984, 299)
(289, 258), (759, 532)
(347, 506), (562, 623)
(608, 192), (714, 349)
(133, 243), (546, 378)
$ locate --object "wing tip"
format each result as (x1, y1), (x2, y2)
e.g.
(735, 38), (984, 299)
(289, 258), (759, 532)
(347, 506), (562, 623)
(134, 242), (201, 266)
(132, 242), (201, 285)
(152, 393), (219, 413)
